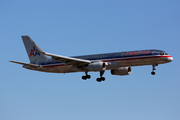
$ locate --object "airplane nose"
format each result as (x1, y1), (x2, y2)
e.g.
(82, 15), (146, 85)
(167, 56), (173, 62)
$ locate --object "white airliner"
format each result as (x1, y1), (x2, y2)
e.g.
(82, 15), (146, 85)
(10, 36), (173, 82)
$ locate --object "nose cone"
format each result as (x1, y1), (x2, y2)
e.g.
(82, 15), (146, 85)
(167, 56), (173, 62)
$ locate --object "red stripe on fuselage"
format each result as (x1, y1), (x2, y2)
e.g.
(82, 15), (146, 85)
(102, 55), (172, 62)
(42, 55), (172, 68)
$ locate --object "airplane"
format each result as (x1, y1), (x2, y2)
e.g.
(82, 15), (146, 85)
(10, 36), (173, 82)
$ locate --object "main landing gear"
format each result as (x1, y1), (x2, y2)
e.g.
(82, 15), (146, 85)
(96, 71), (105, 82)
(151, 64), (158, 75)
(82, 71), (91, 80)
(82, 71), (106, 82)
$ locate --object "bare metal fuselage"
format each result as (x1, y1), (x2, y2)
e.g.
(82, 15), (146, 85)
(24, 51), (173, 73)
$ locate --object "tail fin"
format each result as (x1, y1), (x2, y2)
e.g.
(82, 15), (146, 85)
(21, 36), (51, 63)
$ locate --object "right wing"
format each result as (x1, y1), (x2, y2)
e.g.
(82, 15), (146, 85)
(10, 61), (39, 67)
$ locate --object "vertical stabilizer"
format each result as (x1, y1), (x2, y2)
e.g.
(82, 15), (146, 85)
(21, 36), (50, 63)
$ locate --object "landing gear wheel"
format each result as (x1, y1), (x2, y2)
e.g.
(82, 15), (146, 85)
(96, 70), (105, 82)
(82, 76), (87, 80)
(87, 75), (91, 79)
(101, 77), (105, 81)
(151, 71), (155, 75)
(82, 71), (91, 80)
(96, 77), (105, 82)
(96, 78), (101, 82)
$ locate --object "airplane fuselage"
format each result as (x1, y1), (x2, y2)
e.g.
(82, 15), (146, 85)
(24, 49), (173, 73)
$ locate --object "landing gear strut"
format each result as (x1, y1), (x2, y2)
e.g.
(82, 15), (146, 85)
(96, 71), (105, 82)
(151, 64), (158, 75)
(82, 71), (91, 80)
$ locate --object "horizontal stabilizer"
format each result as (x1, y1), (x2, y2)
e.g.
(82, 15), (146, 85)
(10, 61), (39, 67)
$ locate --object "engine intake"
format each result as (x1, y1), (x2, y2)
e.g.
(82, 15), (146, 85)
(111, 67), (131, 76)
(87, 62), (107, 71)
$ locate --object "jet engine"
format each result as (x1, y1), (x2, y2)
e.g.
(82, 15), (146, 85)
(111, 67), (131, 76)
(87, 62), (108, 71)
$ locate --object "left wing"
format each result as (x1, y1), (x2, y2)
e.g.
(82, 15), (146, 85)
(32, 41), (91, 67)
(38, 51), (91, 66)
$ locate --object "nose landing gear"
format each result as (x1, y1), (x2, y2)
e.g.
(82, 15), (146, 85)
(151, 71), (155, 75)
(151, 64), (158, 75)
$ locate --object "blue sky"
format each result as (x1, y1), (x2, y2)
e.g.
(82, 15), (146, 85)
(1, 0), (180, 120)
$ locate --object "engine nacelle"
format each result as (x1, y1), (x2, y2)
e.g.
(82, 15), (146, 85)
(87, 62), (107, 71)
(111, 67), (131, 76)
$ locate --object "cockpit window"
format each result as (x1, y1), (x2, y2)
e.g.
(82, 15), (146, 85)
(160, 52), (168, 55)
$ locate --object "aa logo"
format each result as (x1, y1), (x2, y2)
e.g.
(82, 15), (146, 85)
(30, 46), (40, 57)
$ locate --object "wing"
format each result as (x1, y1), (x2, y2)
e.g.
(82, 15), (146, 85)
(32, 41), (91, 67)
(38, 51), (91, 66)
(10, 61), (39, 67)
